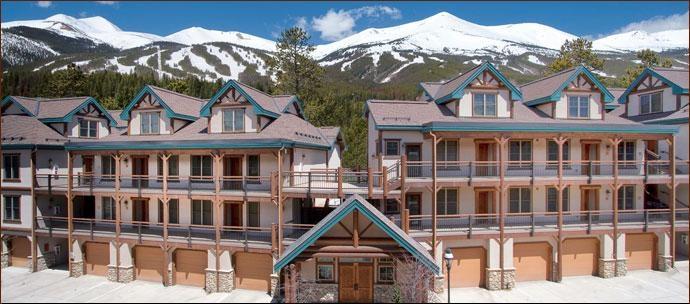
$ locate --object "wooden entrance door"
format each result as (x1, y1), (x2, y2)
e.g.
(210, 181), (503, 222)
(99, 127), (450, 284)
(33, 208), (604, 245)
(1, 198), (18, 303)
(224, 202), (242, 227)
(405, 144), (422, 177)
(580, 188), (600, 212)
(133, 199), (149, 223)
(475, 190), (496, 226)
(581, 143), (600, 175)
(81, 156), (94, 185)
(339, 263), (373, 303)
(223, 156), (243, 190)
(132, 156), (149, 188)
(476, 142), (496, 176)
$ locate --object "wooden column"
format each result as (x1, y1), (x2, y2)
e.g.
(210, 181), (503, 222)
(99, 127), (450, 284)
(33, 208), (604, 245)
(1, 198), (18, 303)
(554, 136), (568, 282)
(400, 155), (407, 218)
(277, 148), (285, 256)
(30, 150), (37, 272)
(495, 136), (510, 288)
(113, 153), (122, 282)
(609, 137), (622, 277)
(212, 152), (223, 292)
(430, 132), (441, 258)
(160, 153), (170, 286)
(668, 136), (676, 267)
(67, 152), (74, 275)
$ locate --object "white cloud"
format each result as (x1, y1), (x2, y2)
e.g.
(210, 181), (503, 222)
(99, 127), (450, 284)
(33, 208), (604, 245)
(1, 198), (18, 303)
(95, 1), (117, 5)
(614, 11), (688, 34)
(311, 6), (402, 41)
(79, 11), (89, 17)
(295, 17), (308, 31)
(36, 1), (52, 8)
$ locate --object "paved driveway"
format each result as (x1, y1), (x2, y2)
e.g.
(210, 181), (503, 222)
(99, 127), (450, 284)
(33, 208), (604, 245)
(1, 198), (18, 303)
(445, 261), (689, 303)
(1, 267), (271, 303)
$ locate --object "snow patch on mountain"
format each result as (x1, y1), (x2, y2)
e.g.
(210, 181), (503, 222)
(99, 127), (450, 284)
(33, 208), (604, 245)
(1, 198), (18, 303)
(381, 56), (425, 83)
(593, 29), (689, 52)
(1, 31), (58, 65)
(166, 27), (275, 52)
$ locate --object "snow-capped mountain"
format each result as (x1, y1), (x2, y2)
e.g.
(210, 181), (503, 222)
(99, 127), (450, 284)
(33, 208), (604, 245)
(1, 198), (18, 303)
(2, 12), (688, 84)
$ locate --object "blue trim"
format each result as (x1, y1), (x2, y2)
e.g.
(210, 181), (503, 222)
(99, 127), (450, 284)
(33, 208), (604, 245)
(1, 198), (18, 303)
(417, 83), (435, 101)
(422, 121), (678, 134)
(643, 118), (688, 125)
(434, 62), (523, 104)
(65, 139), (330, 151)
(375, 125), (425, 131)
(285, 96), (306, 118)
(120, 86), (198, 122)
(524, 65), (615, 106)
(618, 68), (689, 104)
(40, 97), (118, 127)
(2, 144), (64, 150)
(200, 80), (280, 118)
(273, 197), (441, 274)
(1, 96), (36, 116)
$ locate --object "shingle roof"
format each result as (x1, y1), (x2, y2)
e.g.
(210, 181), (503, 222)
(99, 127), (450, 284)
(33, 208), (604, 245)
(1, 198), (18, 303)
(5, 96), (40, 115)
(317, 127), (341, 147)
(147, 86), (206, 119)
(607, 88), (627, 103)
(34, 97), (91, 119)
(652, 68), (689, 90)
(1, 115), (67, 147)
(234, 82), (297, 114)
(429, 64), (484, 100)
(520, 67), (579, 104)
(108, 110), (128, 128)
(618, 103), (689, 124)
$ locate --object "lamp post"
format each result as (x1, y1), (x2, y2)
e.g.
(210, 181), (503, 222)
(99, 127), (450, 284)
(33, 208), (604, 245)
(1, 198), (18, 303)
(444, 248), (454, 304)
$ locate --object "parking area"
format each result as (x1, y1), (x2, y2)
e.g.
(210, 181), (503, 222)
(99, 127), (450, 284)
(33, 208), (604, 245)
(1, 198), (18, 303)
(0, 267), (272, 303)
(446, 261), (689, 303)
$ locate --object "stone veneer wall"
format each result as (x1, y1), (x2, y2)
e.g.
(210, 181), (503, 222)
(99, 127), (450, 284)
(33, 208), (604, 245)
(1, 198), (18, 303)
(373, 285), (396, 303)
(486, 268), (515, 290)
(1, 252), (8, 268)
(205, 270), (234, 293)
(599, 259), (627, 278)
(106, 266), (134, 283)
(658, 255), (673, 272)
(295, 282), (338, 303)
(70, 260), (84, 278)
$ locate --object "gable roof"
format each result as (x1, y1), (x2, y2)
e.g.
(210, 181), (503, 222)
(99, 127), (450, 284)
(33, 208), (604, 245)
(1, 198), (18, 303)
(617, 67), (690, 104)
(200, 80), (302, 118)
(420, 61), (522, 104)
(2, 115), (67, 149)
(120, 85), (205, 121)
(521, 65), (615, 106)
(2, 96), (117, 127)
(273, 194), (440, 275)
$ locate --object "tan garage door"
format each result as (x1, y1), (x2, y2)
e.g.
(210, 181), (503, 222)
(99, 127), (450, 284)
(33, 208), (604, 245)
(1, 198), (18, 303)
(135, 246), (164, 283)
(174, 249), (207, 287)
(563, 238), (599, 277)
(10, 237), (30, 267)
(513, 242), (551, 282)
(626, 233), (656, 271)
(447, 247), (486, 288)
(85, 242), (109, 276)
(235, 252), (272, 292)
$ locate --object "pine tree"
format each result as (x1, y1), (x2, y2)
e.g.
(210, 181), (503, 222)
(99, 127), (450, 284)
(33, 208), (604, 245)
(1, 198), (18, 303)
(620, 49), (674, 87)
(267, 27), (324, 98)
(46, 63), (87, 97)
(545, 38), (604, 74)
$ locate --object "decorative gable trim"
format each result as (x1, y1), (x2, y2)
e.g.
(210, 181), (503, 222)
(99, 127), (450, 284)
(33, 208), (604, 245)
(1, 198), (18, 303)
(200, 80), (280, 118)
(40, 97), (117, 127)
(120, 86), (197, 122)
(524, 65), (615, 106)
(1, 96), (35, 116)
(618, 68), (689, 104)
(435, 62), (523, 104)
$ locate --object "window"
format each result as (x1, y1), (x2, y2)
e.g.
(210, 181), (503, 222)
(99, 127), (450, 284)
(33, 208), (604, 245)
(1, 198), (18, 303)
(639, 92), (662, 115)
(4, 196), (20, 221)
(247, 155), (260, 176)
(384, 139), (400, 156)
(191, 200), (213, 225)
(568, 96), (590, 118)
(547, 187), (570, 212)
(473, 93), (497, 116)
(247, 202), (260, 227)
(384, 199), (399, 214)
(102, 197), (115, 220)
(617, 186), (635, 210)
(436, 188), (458, 215)
(101, 156), (116, 180)
(547, 140), (570, 162)
(509, 188), (531, 213)
(222, 108), (245, 132)
(378, 258), (395, 283)
(3, 154), (20, 180)
(316, 257), (335, 282)
(79, 119), (98, 138)
(191, 155), (213, 181)
(617, 141), (635, 162)
(509, 140), (532, 167)
(158, 199), (179, 224)
(437, 140), (458, 162)
(140, 112), (160, 134)
(157, 155), (179, 180)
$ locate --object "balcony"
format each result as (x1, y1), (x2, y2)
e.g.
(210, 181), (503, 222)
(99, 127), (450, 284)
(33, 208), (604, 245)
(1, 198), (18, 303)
(281, 164), (401, 197)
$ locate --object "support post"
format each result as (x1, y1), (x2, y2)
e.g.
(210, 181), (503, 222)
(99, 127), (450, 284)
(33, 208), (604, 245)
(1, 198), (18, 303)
(430, 132), (440, 258)
(114, 153), (122, 282)
(554, 136), (567, 282)
(668, 136), (676, 268)
(495, 136), (510, 288)
(212, 152), (223, 293)
(160, 153), (170, 286)
(277, 148), (285, 256)
(30, 150), (38, 272)
(67, 152), (75, 276)
(609, 137), (622, 277)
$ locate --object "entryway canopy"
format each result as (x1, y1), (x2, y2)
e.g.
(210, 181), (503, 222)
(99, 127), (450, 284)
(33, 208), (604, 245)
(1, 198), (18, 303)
(274, 194), (440, 275)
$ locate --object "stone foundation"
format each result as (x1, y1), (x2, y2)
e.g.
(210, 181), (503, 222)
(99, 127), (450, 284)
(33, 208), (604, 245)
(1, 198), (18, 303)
(374, 284), (396, 303)
(28, 255), (48, 272)
(167, 269), (174, 286)
(657, 255), (672, 272)
(433, 275), (445, 293)
(1, 253), (8, 269)
(270, 273), (279, 296)
(598, 259), (616, 278)
(486, 268), (515, 290)
(297, 282), (338, 303)
(205, 270), (234, 293)
(615, 259), (627, 277)
(107, 266), (118, 282)
(70, 260), (84, 278)
(106, 265), (134, 283)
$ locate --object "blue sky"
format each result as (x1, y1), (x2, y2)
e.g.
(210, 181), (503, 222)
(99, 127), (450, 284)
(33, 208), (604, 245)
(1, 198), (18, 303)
(1, 1), (688, 43)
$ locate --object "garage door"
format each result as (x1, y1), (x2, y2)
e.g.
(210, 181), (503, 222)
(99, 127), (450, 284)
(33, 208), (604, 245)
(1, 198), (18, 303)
(447, 247), (486, 287)
(235, 252), (272, 292)
(174, 249), (207, 287)
(513, 242), (551, 282)
(135, 246), (164, 282)
(85, 242), (109, 276)
(563, 238), (599, 277)
(626, 233), (656, 271)
(10, 237), (30, 267)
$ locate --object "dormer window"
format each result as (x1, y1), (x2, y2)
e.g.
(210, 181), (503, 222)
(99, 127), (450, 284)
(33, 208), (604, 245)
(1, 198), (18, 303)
(222, 108), (245, 133)
(567, 96), (589, 119)
(473, 93), (497, 117)
(141, 112), (160, 134)
(79, 119), (98, 138)
(639, 92), (662, 115)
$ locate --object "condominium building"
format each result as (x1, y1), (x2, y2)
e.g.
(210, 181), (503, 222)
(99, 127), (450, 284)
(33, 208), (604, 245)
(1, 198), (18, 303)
(1, 65), (688, 303)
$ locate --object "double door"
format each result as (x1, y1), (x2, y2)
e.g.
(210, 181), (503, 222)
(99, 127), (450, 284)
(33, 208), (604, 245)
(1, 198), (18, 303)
(339, 262), (373, 303)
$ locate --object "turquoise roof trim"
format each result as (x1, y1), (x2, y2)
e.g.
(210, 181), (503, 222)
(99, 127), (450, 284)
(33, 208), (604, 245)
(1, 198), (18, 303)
(617, 68), (690, 104)
(643, 118), (688, 125)
(38, 97), (118, 127)
(1, 96), (35, 116)
(524, 65), (615, 107)
(273, 195), (441, 275)
(434, 62), (523, 104)
(422, 121), (677, 134)
(200, 80), (280, 118)
(119, 86), (198, 122)
(65, 139), (330, 151)
(285, 96), (306, 118)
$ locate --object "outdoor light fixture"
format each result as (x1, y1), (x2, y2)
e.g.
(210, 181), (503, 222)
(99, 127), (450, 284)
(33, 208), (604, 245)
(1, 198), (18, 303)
(443, 248), (454, 304)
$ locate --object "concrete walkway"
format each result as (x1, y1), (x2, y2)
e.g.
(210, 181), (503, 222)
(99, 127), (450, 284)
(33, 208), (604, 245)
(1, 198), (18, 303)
(445, 261), (689, 303)
(0, 267), (271, 303)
